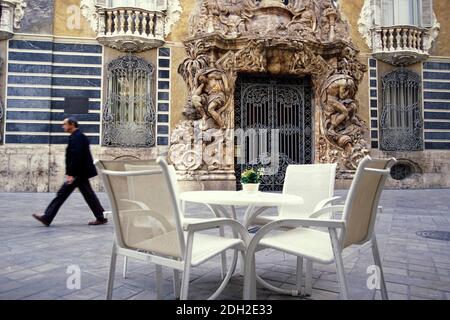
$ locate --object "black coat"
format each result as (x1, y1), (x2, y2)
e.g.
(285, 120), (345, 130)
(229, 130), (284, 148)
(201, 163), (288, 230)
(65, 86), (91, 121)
(65, 130), (97, 179)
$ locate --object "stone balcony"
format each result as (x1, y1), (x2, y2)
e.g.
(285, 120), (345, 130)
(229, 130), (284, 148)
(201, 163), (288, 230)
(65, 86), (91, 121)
(95, 7), (165, 53)
(371, 25), (432, 66)
(0, 0), (26, 40)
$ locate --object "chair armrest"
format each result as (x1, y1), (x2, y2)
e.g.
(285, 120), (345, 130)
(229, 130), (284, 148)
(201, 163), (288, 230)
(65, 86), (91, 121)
(120, 199), (150, 210)
(313, 196), (343, 213)
(309, 205), (345, 219)
(263, 217), (346, 230)
(182, 218), (226, 231)
(184, 218), (250, 244)
(364, 168), (391, 175)
(243, 206), (273, 228)
(119, 209), (173, 231)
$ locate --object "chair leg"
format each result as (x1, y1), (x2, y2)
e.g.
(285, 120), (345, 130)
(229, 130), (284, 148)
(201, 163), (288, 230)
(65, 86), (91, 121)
(173, 269), (181, 299)
(296, 257), (303, 296)
(305, 260), (313, 296)
(243, 253), (257, 300)
(106, 244), (118, 300)
(372, 235), (389, 300)
(180, 265), (191, 300)
(330, 229), (349, 300)
(155, 264), (164, 300)
(219, 226), (227, 279)
(122, 256), (128, 279)
(230, 205), (237, 220)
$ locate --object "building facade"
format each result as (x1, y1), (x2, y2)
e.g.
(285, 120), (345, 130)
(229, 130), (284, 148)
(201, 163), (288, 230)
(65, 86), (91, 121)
(0, 0), (449, 192)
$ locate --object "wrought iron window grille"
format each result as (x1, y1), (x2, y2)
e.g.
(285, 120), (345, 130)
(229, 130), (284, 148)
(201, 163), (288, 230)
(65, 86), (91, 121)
(103, 54), (156, 148)
(380, 68), (423, 151)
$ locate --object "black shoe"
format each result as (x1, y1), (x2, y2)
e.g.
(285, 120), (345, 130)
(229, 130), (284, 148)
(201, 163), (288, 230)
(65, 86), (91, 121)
(88, 218), (108, 226)
(32, 214), (50, 227)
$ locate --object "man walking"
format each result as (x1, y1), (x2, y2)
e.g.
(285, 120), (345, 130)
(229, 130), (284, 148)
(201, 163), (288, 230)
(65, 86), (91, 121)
(32, 117), (107, 226)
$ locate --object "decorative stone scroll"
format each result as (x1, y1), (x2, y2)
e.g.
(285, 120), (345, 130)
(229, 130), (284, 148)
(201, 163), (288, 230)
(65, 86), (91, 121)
(170, 0), (369, 180)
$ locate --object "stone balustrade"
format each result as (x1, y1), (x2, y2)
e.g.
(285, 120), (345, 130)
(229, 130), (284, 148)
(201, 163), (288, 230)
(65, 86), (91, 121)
(96, 7), (165, 52)
(372, 25), (431, 65)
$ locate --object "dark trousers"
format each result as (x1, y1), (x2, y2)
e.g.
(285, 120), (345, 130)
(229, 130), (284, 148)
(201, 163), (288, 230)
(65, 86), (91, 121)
(44, 178), (105, 224)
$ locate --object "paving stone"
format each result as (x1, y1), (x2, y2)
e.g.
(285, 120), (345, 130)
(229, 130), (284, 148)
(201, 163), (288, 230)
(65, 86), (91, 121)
(386, 282), (409, 294)
(388, 292), (409, 300)
(409, 286), (446, 299)
(408, 271), (441, 281)
(383, 267), (408, 276)
(60, 288), (103, 300)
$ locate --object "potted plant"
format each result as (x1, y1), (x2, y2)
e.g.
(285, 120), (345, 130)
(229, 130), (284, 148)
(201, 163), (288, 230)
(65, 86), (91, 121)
(240, 168), (263, 193)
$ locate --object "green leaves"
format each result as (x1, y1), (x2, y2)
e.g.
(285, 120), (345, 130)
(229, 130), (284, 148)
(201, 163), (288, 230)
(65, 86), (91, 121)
(240, 168), (262, 184)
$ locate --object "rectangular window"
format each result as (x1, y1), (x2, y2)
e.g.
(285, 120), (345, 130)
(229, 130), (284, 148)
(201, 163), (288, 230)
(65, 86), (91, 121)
(382, 0), (421, 26)
(110, 0), (155, 9)
(380, 69), (424, 151)
(103, 55), (156, 147)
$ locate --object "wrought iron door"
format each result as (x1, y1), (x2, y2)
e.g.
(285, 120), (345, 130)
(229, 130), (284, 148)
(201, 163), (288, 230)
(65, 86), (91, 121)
(235, 75), (313, 191)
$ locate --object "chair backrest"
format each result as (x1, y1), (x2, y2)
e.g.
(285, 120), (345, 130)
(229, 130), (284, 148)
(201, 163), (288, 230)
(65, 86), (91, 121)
(279, 163), (337, 218)
(342, 156), (396, 248)
(96, 158), (185, 259)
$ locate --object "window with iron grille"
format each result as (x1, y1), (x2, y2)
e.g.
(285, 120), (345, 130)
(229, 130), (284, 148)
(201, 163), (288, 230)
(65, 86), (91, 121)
(103, 55), (156, 147)
(0, 58), (3, 145)
(380, 69), (423, 151)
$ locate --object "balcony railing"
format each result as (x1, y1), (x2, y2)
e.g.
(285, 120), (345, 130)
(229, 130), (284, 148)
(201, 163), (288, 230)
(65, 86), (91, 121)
(372, 25), (431, 65)
(96, 7), (165, 52)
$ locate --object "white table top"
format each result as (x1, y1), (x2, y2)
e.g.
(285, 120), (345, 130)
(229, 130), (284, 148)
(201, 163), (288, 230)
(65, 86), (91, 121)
(180, 190), (303, 207)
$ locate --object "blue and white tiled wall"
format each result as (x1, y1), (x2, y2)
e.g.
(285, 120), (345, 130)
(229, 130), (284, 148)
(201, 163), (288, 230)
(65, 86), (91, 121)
(423, 60), (450, 150)
(4, 39), (102, 145)
(368, 58), (379, 149)
(156, 47), (171, 147)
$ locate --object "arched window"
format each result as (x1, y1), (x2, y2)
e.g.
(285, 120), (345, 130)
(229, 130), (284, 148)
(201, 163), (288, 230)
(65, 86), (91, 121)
(103, 55), (156, 147)
(380, 69), (423, 151)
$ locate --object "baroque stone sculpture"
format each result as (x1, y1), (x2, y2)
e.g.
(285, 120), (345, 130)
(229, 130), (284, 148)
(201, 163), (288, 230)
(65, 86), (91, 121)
(170, 0), (369, 182)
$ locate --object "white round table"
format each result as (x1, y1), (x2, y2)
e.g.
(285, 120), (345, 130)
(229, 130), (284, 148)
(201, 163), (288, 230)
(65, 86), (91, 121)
(180, 190), (304, 279)
(180, 190), (304, 228)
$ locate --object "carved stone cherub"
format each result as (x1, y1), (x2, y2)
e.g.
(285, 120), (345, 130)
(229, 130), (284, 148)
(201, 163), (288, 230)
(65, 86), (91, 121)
(219, 14), (245, 37)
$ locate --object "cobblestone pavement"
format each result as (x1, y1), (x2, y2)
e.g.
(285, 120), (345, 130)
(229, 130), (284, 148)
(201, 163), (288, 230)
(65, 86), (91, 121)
(1, 189), (450, 300)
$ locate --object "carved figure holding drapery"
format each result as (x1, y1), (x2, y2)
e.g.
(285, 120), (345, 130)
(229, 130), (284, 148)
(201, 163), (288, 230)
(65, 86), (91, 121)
(191, 68), (231, 129)
(321, 74), (367, 153)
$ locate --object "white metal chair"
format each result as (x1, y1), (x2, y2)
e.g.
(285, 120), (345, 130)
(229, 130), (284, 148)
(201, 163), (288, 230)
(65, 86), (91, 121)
(96, 159), (157, 279)
(97, 160), (213, 280)
(243, 156), (396, 300)
(98, 157), (249, 300)
(244, 163), (339, 296)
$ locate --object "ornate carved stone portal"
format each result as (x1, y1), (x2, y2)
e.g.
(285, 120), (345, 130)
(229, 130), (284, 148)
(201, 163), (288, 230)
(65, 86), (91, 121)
(169, 0), (370, 185)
